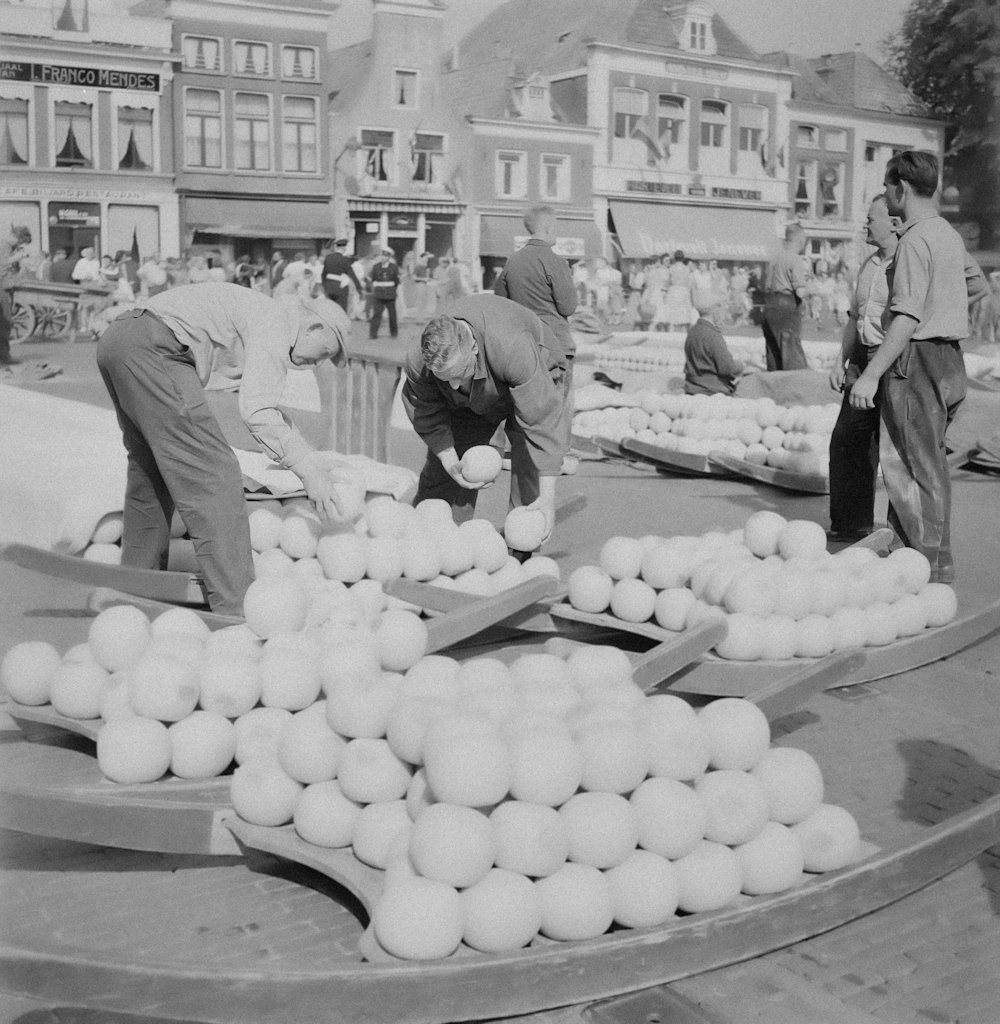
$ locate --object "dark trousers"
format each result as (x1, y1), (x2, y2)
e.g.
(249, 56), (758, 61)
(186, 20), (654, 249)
(370, 297), (398, 338)
(96, 309), (254, 615)
(415, 414), (542, 524)
(829, 345), (880, 534)
(762, 293), (807, 371)
(879, 340), (966, 584)
(0, 288), (12, 362)
(325, 285), (350, 313)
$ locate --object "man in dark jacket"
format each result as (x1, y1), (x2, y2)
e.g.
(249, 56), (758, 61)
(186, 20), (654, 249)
(322, 238), (363, 313)
(402, 293), (565, 539)
(493, 205), (579, 467)
(367, 248), (400, 339)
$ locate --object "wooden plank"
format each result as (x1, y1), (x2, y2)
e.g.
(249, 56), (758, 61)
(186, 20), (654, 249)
(224, 817), (384, 916)
(3, 794), (998, 1024)
(627, 619), (728, 691)
(746, 649), (865, 720)
(86, 587), (243, 630)
(424, 576), (562, 653)
(708, 452), (829, 494)
(621, 439), (729, 477)
(0, 542), (205, 606)
(0, 732), (237, 855)
(549, 602), (674, 643)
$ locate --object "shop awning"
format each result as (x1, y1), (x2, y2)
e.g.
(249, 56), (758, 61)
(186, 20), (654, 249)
(609, 200), (779, 262)
(185, 196), (334, 239)
(480, 214), (603, 259)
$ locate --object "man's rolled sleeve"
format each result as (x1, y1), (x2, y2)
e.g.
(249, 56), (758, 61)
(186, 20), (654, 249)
(401, 361), (455, 455)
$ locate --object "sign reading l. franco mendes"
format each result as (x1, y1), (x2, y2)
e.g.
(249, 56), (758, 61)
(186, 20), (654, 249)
(0, 60), (160, 92)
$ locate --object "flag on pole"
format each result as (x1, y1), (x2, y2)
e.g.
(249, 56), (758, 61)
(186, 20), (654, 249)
(130, 226), (140, 263)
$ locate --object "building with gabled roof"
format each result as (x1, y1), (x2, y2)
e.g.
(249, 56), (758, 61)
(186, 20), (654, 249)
(762, 47), (945, 272)
(326, 0), (468, 264)
(452, 0), (795, 274)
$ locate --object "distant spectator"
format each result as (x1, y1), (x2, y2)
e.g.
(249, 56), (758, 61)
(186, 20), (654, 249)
(136, 253), (168, 297)
(71, 246), (102, 284)
(684, 290), (743, 396)
(1, 225), (32, 366)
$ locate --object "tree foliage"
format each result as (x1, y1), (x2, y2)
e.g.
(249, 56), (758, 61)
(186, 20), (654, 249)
(883, 0), (1000, 245)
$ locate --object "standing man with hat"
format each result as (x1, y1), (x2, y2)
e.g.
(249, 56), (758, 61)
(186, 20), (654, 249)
(96, 283), (353, 614)
(762, 224), (809, 370)
(322, 238), (363, 314)
(368, 248), (401, 339)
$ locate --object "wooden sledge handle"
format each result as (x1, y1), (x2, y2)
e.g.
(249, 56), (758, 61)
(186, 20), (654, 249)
(631, 619), (729, 692)
(423, 575), (562, 653)
(0, 542), (205, 605)
(748, 649), (866, 721)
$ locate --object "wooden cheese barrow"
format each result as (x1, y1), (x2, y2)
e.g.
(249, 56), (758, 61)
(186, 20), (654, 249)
(0, 771), (997, 1024)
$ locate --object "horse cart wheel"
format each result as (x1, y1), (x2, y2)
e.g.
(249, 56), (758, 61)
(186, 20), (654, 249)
(9, 299), (36, 345)
(32, 303), (73, 338)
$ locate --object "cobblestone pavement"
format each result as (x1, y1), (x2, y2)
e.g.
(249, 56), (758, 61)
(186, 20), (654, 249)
(1, 332), (998, 1024)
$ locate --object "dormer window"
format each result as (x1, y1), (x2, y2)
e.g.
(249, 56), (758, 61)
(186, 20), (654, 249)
(678, 3), (717, 55)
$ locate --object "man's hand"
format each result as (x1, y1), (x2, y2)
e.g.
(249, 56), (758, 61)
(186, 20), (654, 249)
(830, 359), (848, 392)
(439, 447), (489, 491)
(848, 372), (878, 410)
(299, 466), (345, 521)
(293, 453), (345, 522)
(523, 496), (555, 544)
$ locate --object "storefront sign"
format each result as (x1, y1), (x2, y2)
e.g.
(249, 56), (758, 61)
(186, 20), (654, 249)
(712, 187), (762, 201)
(626, 181), (682, 195)
(2, 185), (159, 201)
(0, 60), (159, 91)
(664, 61), (728, 82)
(688, 185), (707, 196)
(49, 203), (100, 227)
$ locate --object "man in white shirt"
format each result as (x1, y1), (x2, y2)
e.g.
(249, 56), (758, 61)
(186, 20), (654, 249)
(96, 284), (353, 614)
(827, 194), (897, 541)
(71, 246), (101, 284)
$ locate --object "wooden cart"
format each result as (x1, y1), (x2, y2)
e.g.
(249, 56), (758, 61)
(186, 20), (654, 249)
(5, 278), (115, 344)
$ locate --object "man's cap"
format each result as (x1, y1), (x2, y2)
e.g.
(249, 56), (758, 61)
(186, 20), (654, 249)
(673, 249), (686, 261)
(300, 295), (353, 367)
(335, 238), (349, 247)
(12, 225), (32, 243)
(381, 248), (393, 255)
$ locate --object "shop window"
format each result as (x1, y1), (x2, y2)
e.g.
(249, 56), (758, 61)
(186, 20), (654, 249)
(234, 93), (271, 171)
(182, 35), (222, 73)
(613, 87), (646, 140)
(394, 70), (418, 108)
(657, 94), (686, 153)
(819, 162), (844, 219)
(699, 100), (727, 148)
(360, 129), (394, 184)
(0, 97), (29, 165)
(54, 101), (93, 168)
(184, 88), (222, 168)
(825, 128), (847, 151)
(281, 45), (317, 81)
(411, 132), (444, 185)
(541, 153), (569, 201)
(794, 159), (817, 217)
(282, 96), (317, 173)
(796, 124), (818, 148)
(738, 105), (767, 153)
(117, 106), (153, 171)
(234, 41), (271, 77)
(496, 150), (526, 198)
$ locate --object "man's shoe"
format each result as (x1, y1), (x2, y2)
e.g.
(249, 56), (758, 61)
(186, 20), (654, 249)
(0, 354), (18, 367)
